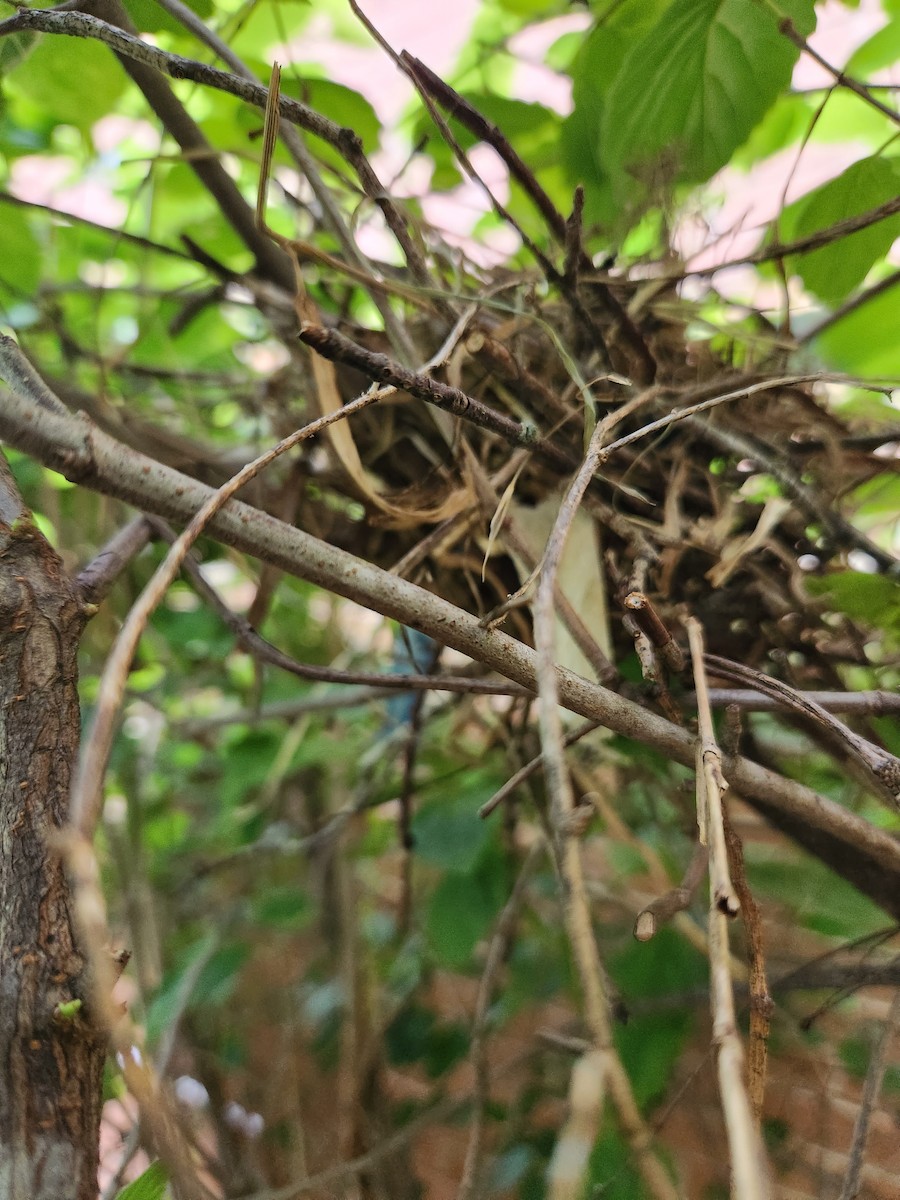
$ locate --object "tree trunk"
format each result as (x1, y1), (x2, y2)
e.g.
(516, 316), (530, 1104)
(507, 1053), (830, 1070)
(0, 460), (106, 1199)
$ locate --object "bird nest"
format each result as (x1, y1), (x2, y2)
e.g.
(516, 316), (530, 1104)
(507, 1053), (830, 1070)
(286, 264), (891, 700)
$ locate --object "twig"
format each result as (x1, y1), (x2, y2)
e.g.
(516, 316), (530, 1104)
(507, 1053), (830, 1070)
(297, 322), (559, 458)
(68, 386), (388, 842)
(623, 591), (685, 672)
(688, 620), (739, 917)
(457, 843), (543, 1200)
(837, 991), (900, 1200)
(634, 843), (709, 942)
(671, 194), (900, 280)
(796, 268), (900, 346)
(599, 374), (879, 463)
(776, 15), (900, 128)
(723, 810), (773, 1123)
(0, 332), (70, 415)
(150, 519), (531, 700)
(396, 51), (656, 381)
(706, 654), (900, 811)
(704, 689), (900, 715)
(155, 2), (422, 354)
(547, 1049), (609, 1200)
(4, 361), (900, 902)
(0, 5), (423, 279)
(689, 618), (770, 1199)
(76, 516), (152, 606)
(706, 889), (773, 1200)
(479, 721), (602, 818)
(532, 390), (679, 1199)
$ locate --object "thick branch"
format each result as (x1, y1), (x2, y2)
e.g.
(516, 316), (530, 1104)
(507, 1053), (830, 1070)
(3, 377), (900, 914)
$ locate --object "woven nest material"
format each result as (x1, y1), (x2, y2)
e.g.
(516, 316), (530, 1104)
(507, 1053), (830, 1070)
(281, 270), (892, 697)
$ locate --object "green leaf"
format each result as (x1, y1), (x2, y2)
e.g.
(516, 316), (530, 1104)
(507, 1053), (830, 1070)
(283, 78), (380, 155)
(411, 775), (497, 873)
(749, 852), (887, 939)
(123, 0), (212, 33)
(115, 1161), (168, 1200)
(780, 157), (900, 304)
(845, 16), (900, 75)
(252, 885), (314, 931)
(425, 862), (506, 969)
(0, 204), (40, 297)
(562, 0), (673, 222)
(7, 34), (127, 131)
(599, 0), (816, 206)
(0, 29), (37, 74)
(805, 571), (900, 647)
(814, 277), (900, 375)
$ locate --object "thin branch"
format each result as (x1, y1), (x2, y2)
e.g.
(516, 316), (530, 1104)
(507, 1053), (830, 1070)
(154, 1), (422, 356)
(704, 689), (900, 715)
(547, 1049), (610, 1200)
(397, 49), (656, 381)
(479, 720), (602, 819)
(689, 618), (769, 1197)
(0, 190), (193, 262)
(0, 5), (422, 278)
(634, 842), (709, 942)
(532, 389), (679, 1199)
(298, 322), (565, 459)
(837, 991), (900, 1200)
(70, 386), (388, 841)
(76, 515), (152, 606)
(776, 15), (900, 128)
(706, 654), (900, 811)
(599, 374), (888, 463)
(457, 843), (543, 1200)
(150, 517), (530, 700)
(723, 810), (773, 1124)
(688, 620), (740, 917)
(672, 194), (900, 280)
(4, 358), (900, 901)
(796, 268), (900, 345)
(623, 591), (685, 672)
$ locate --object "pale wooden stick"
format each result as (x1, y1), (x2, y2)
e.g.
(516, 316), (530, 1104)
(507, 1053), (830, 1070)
(689, 618), (771, 1200)
(688, 618), (739, 916)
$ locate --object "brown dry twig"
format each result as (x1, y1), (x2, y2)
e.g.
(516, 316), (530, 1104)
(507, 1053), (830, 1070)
(689, 617), (770, 1199)
(634, 842), (709, 942)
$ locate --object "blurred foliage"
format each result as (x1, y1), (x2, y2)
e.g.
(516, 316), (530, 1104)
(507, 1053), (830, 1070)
(1, 0), (899, 1197)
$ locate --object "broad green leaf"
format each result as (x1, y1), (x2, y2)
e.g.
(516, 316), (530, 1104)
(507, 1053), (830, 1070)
(411, 775), (497, 873)
(780, 157), (900, 304)
(0, 29), (37, 74)
(0, 203), (40, 296)
(563, 0), (673, 208)
(282, 78), (380, 155)
(805, 571), (900, 647)
(845, 16), (900, 74)
(115, 1162), (168, 1200)
(251, 885), (314, 931)
(123, 0), (212, 33)
(814, 277), (900, 375)
(425, 861), (506, 969)
(732, 93), (814, 169)
(7, 34), (127, 131)
(749, 851), (887, 938)
(599, 0), (816, 205)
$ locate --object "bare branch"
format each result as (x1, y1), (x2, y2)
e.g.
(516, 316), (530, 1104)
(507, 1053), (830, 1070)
(837, 991), (900, 1200)
(76, 516), (152, 607)
(3, 362), (900, 907)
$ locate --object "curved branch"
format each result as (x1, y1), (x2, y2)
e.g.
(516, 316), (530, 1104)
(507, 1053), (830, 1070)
(2, 366), (900, 912)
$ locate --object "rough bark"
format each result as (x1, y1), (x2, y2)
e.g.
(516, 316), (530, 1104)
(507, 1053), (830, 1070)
(0, 461), (105, 1200)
